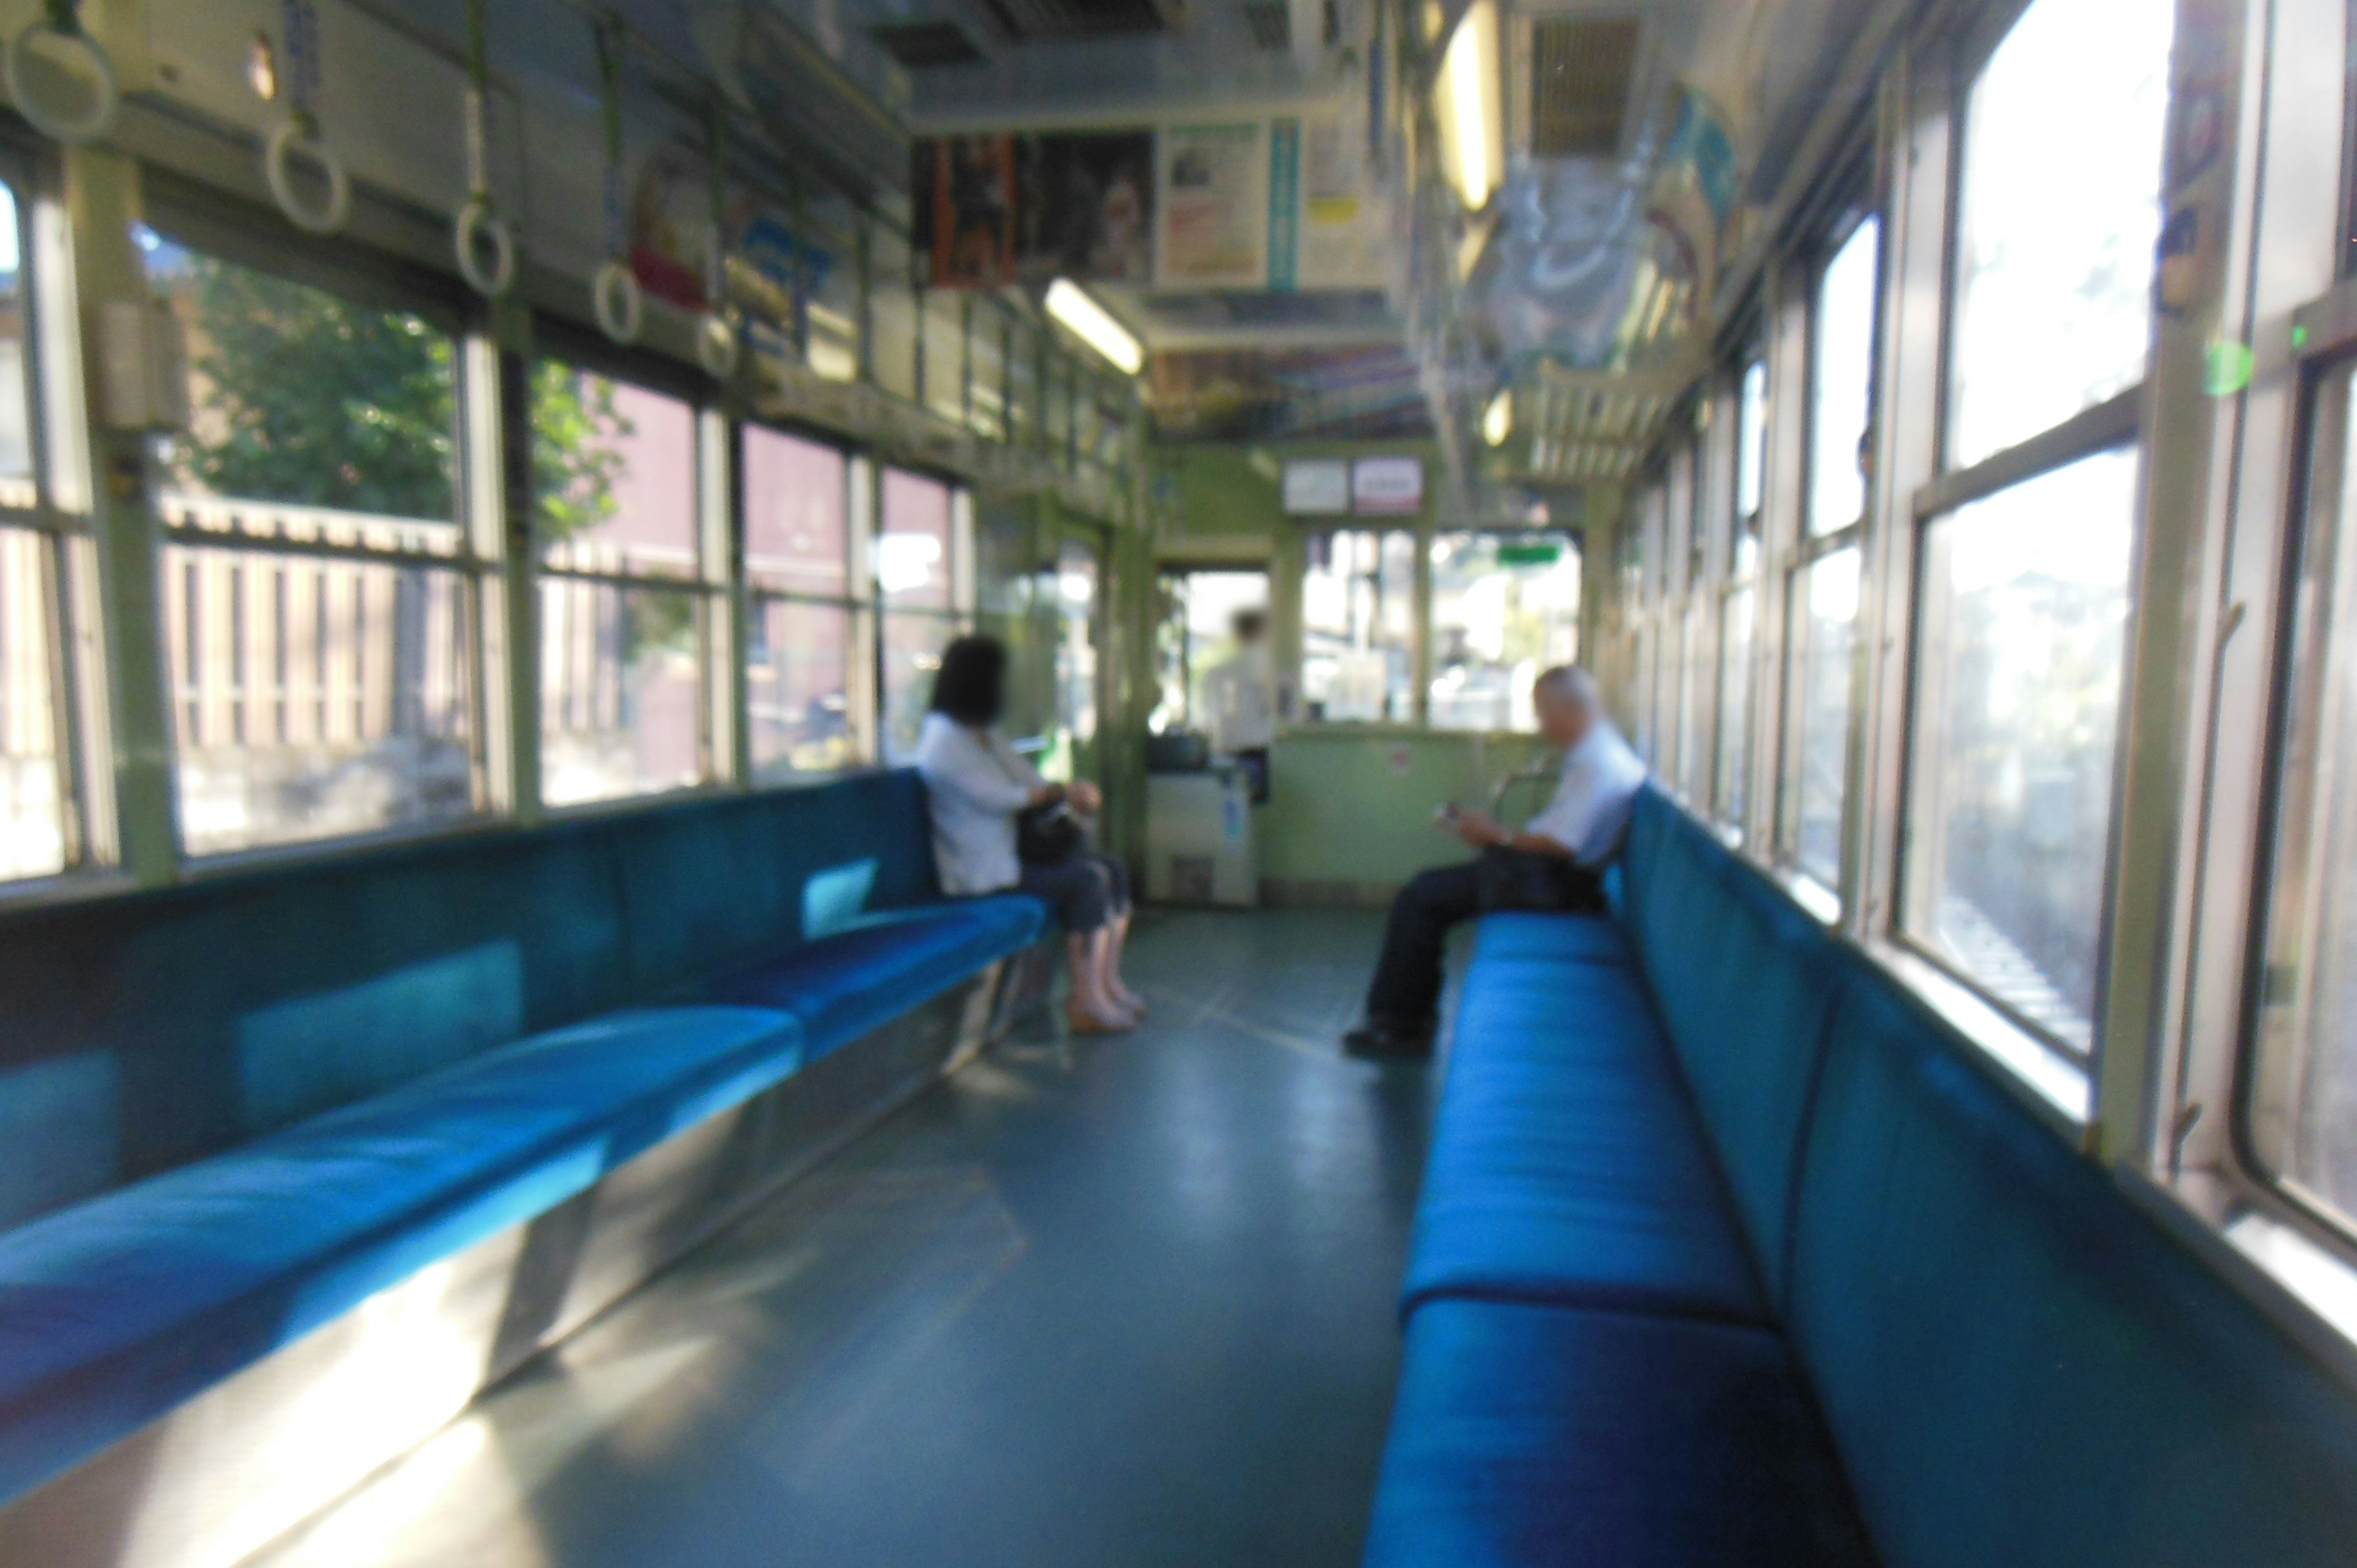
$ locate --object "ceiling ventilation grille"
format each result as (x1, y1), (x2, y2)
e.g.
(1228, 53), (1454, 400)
(1239, 1), (1290, 48)
(985, 0), (1167, 40)
(1530, 17), (1639, 158)
(870, 20), (987, 67)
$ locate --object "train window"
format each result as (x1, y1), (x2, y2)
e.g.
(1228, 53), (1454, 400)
(2248, 364), (2357, 1235)
(1901, 448), (2134, 1054)
(1784, 548), (1859, 890)
(1044, 535), (1099, 780)
(1948, 0), (2172, 470)
(1807, 220), (1877, 539)
(0, 177), (67, 882)
(743, 426), (857, 781)
(1150, 570), (1269, 735)
(877, 467), (966, 765)
(532, 361), (709, 808)
(1779, 217), (1879, 898)
(1428, 531), (1580, 732)
(1717, 359), (1768, 830)
(1885, 0), (2169, 1056)
(1673, 439), (1708, 801)
(1301, 528), (1415, 723)
(147, 233), (482, 856)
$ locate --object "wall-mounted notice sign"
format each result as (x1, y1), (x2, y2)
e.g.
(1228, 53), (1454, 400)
(1282, 458), (1350, 515)
(1352, 456), (1423, 514)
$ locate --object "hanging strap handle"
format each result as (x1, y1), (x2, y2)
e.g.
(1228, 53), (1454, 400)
(263, 0), (349, 234)
(454, 0), (514, 297)
(6, 0), (119, 144)
(697, 96), (738, 377)
(587, 9), (641, 342)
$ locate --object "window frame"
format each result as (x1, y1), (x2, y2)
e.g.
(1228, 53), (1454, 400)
(1773, 200), (1882, 904)
(528, 320), (729, 813)
(873, 460), (975, 768)
(1295, 521), (1423, 729)
(1880, 0), (2164, 1069)
(1716, 352), (1770, 835)
(738, 417), (869, 785)
(1423, 525), (1585, 736)
(0, 136), (104, 887)
(142, 195), (505, 862)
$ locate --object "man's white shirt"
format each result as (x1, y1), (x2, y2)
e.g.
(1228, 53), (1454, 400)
(1523, 722), (1649, 867)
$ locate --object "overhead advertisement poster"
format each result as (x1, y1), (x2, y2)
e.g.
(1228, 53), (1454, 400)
(1293, 114), (1387, 290)
(912, 132), (1154, 288)
(1158, 123), (1269, 290)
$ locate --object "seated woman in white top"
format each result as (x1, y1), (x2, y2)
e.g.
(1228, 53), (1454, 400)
(915, 635), (1144, 1033)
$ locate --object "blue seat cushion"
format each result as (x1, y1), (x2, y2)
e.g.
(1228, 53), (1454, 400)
(1404, 958), (1766, 1324)
(0, 1005), (805, 1508)
(1471, 912), (1631, 967)
(705, 895), (1046, 1058)
(1363, 1297), (1873, 1568)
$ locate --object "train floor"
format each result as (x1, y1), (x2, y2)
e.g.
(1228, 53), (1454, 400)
(249, 909), (1441, 1568)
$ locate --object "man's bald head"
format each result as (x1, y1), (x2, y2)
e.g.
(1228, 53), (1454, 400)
(1533, 665), (1601, 748)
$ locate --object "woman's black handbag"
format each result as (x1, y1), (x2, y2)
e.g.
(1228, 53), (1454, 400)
(1016, 799), (1085, 867)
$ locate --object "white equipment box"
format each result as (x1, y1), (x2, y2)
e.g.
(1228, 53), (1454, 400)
(1145, 767), (1258, 906)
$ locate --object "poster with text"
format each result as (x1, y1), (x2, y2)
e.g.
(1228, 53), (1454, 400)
(1158, 123), (1269, 289)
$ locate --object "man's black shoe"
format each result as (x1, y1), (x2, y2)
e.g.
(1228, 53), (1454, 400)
(1342, 1019), (1435, 1060)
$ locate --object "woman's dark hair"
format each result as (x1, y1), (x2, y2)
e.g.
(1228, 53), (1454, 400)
(931, 635), (1008, 726)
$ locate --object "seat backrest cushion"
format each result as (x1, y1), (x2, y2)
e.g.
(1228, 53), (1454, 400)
(0, 830), (629, 1226)
(1633, 810), (1848, 1303)
(0, 770), (944, 1230)
(609, 771), (943, 1000)
(1787, 972), (2357, 1568)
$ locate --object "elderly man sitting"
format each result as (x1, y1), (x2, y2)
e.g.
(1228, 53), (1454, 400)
(1342, 665), (1647, 1060)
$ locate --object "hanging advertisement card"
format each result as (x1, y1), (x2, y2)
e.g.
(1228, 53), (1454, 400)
(912, 131), (1154, 287)
(1158, 123), (1269, 289)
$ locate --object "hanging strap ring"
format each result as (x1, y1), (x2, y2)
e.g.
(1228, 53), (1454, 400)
(265, 118), (350, 235)
(455, 195), (514, 298)
(697, 309), (740, 379)
(593, 258), (642, 344)
(6, 17), (118, 144)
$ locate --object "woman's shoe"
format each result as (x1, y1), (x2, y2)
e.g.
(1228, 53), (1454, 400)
(1067, 1000), (1135, 1034)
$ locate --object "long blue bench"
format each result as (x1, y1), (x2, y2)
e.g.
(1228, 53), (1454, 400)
(1365, 786), (2357, 1567)
(0, 772), (1045, 1527)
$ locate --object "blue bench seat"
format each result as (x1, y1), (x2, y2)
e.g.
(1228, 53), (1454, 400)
(1364, 1298), (1871, 1568)
(705, 895), (1047, 1057)
(1400, 956), (1765, 1325)
(1366, 786), (2357, 1567)
(1469, 912), (1632, 967)
(0, 1005), (805, 1506)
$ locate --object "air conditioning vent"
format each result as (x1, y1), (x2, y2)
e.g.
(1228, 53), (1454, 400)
(1238, 1), (1288, 48)
(1530, 17), (1639, 158)
(870, 20), (988, 67)
(984, 0), (1167, 41)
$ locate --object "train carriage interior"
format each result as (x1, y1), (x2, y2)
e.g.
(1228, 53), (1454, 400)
(1, 0), (2356, 1562)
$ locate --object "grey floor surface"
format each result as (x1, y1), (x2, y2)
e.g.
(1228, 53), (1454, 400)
(249, 909), (1438, 1568)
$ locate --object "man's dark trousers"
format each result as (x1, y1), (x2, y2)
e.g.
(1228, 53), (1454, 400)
(1363, 852), (1608, 1030)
